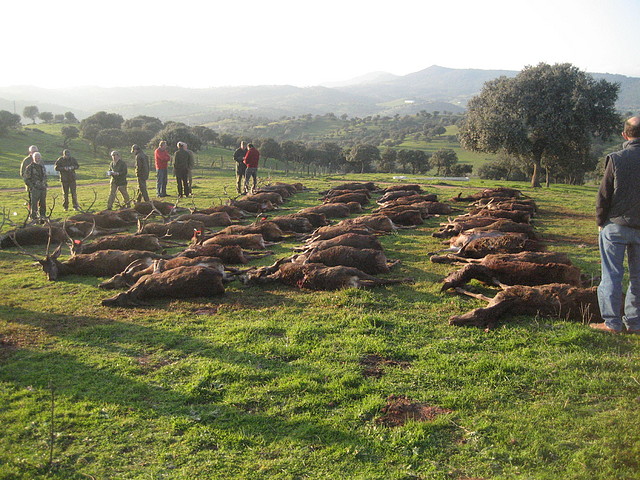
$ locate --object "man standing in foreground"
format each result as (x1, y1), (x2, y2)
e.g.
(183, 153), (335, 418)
(233, 141), (247, 194)
(131, 144), (150, 202)
(54, 149), (80, 211)
(593, 116), (640, 334)
(243, 143), (260, 194)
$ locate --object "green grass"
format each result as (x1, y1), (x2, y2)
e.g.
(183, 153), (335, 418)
(0, 131), (638, 479)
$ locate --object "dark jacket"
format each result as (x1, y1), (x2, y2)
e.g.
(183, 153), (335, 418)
(135, 151), (150, 180)
(109, 159), (128, 186)
(24, 162), (48, 190)
(173, 149), (191, 174)
(596, 138), (640, 227)
(55, 155), (79, 183)
(233, 147), (247, 164)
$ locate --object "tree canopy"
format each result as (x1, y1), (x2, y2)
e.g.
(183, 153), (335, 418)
(458, 63), (620, 187)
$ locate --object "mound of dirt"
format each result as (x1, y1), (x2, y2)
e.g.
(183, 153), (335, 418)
(359, 354), (411, 378)
(375, 394), (452, 427)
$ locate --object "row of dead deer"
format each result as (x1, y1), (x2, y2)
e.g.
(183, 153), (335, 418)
(431, 188), (600, 330)
(240, 182), (419, 290)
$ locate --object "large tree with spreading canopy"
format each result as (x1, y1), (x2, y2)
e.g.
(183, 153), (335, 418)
(459, 63), (620, 187)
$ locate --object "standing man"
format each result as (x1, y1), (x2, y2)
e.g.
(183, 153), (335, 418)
(54, 149), (80, 211)
(131, 144), (150, 202)
(173, 142), (191, 198)
(243, 143), (260, 194)
(154, 140), (170, 197)
(593, 116), (640, 334)
(184, 142), (196, 192)
(24, 151), (48, 222)
(106, 151), (131, 210)
(20, 145), (38, 216)
(233, 141), (248, 194)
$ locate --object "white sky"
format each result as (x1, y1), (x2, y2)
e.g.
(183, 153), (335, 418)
(3, 0), (639, 88)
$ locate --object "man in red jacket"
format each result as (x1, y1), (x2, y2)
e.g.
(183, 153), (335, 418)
(243, 143), (260, 194)
(154, 140), (170, 197)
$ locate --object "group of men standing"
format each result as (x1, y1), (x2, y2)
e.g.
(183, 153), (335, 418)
(233, 141), (260, 194)
(20, 138), (256, 220)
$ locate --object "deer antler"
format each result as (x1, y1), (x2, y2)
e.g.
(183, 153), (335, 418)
(77, 189), (98, 213)
(9, 233), (42, 262)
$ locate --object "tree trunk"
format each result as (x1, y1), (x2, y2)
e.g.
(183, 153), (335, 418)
(530, 154), (542, 188)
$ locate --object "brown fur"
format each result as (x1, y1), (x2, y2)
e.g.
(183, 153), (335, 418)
(450, 283), (601, 329)
(174, 213), (233, 227)
(102, 265), (225, 307)
(297, 246), (396, 274)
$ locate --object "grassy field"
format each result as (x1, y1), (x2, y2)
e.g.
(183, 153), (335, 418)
(0, 130), (638, 479)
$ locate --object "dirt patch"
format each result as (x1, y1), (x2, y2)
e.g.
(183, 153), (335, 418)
(360, 354), (411, 378)
(375, 394), (452, 427)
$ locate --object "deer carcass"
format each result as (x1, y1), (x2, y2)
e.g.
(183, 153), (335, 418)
(70, 233), (165, 255)
(323, 192), (370, 206)
(212, 221), (286, 242)
(449, 283), (600, 330)
(242, 262), (411, 290)
(101, 265), (225, 307)
(295, 233), (383, 252)
(298, 204), (351, 218)
(295, 246), (398, 274)
(178, 243), (272, 264)
(138, 219), (206, 240)
(174, 212), (233, 227)
(99, 256), (228, 289)
(440, 258), (582, 291)
(201, 233), (273, 250)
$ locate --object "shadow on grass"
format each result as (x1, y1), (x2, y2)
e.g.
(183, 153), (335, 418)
(0, 305), (387, 462)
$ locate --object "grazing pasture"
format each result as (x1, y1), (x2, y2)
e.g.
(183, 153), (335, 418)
(0, 171), (638, 480)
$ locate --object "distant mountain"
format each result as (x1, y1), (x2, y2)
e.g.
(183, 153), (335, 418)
(0, 65), (637, 123)
(320, 71), (400, 88)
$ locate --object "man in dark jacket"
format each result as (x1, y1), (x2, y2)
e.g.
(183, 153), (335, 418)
(106, 151), (131, 210)
(24, 151), (48, 222)
(593, 116), (640, 334)
(54, 149), (80, 210)
(233, 141), (247, 194)
(173, 142), (191, 197)
(131, 144), (150, 202)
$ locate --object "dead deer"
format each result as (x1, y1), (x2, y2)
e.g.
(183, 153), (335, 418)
(229, 199), (276, 213)
(298, 204), (351, 218)
(69, 233), (166, 255)
(467, 208), (531, 224)
(323, 188), (371, 200)
(449, 283), (601, 330)
(339, 215), (399, 233)
(377, 190), (434, 203)
(99, 255), (230, 289)
(440, 259), (582, 291)
(381, 184), (423, 194)
(294, 246), (399, 275)
(261, 214), (314, 233)
(201, 233), (274, 250)
(1, 224), (68, 249)
(69, 210), (137, 229)
(101, 265), (225, 307)
(322, 182), (377, 193)
(137, 219), (206, 240)
(178, 243), (272, 264)
(373, 208), (424, 226)
(307, 224), (377, 242)
(174, 212), (233, 227)
(242, 262), (412, 290)
(211, 221), (287, 242)
(323, 192), (370, 206)
(239, 192), (285, 205)
(451, 187), (522, 202)
(294, 233), (383, 252)
(191, 205), (248, 219)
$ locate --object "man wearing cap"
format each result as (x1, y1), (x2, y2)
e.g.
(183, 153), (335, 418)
(20, 145), (38, 214)
(132, 144), (150, 202)
(54, 149), (80, 211)
(24, 151), (48, 222)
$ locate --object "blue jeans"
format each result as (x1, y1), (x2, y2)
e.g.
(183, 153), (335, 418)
(598, 221), (640, 331)
(156, 168), (168, 196)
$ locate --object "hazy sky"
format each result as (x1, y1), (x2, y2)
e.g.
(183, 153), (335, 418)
(4, 0), (639, 88)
